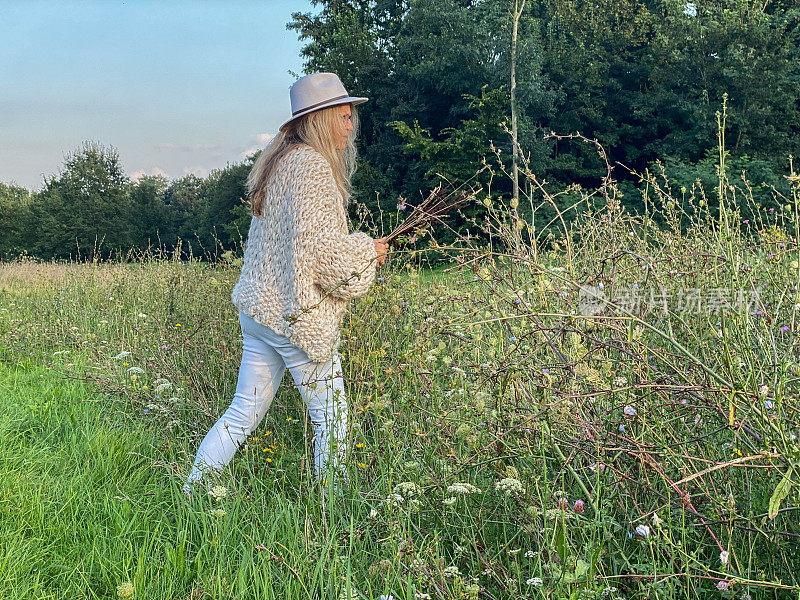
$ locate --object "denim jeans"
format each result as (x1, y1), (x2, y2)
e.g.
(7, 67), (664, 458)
(183, 311), (348, 495)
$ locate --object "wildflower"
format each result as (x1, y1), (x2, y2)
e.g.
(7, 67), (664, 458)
(619, 424), (626, 433)
(526, 577), (544, 587)
(765, 400), (774, 409)
(116, 581), (135, 598)
(758, 384), (769, 397)
(127, 366), (145, 374)
(717, 580), (730, 591)
(781, 325), (790, 332)
(652, 513), (664, 528)
(154, 381), (173, 394)
(635, 524), (651, 538)
(720, 550), (729, 565)
(447, 482), (481, 495)
(208, 485), (227, 501)
(113, 351), (132, 360)
(556, 497), (569, 510)
(495, 477), (525, 495)
(414, 594), (431, 600)
(573, 499), (585, 514)
(443, 497), (457, 506)
(386, 493), (404, 507)
(443, 566), (461, 578)
(394, 481), (421, 497)
(211, 508), (226, 518)
(368, 508), (378, 518)
(624, 405), (636, 417)
(613, 376), (627, 387)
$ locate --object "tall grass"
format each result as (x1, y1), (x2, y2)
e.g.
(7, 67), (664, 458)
(1, 96), (798, 599)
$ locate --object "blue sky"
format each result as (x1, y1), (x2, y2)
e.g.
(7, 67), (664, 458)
(0, 0), (316, 190)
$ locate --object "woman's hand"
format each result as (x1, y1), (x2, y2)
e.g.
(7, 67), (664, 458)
(374, 237), (389, 267)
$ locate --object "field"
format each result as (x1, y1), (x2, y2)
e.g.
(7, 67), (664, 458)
(1, 142), (800, 600)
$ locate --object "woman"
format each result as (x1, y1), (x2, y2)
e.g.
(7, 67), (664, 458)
(183, 72), (389, 500)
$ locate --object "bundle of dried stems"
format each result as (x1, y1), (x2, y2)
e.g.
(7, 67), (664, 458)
(383, 180), (480, 246)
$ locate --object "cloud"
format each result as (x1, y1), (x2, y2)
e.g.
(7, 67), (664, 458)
(239, 146), (261, 160)
(183, 165), (208, 178)
(130, 167), (169, 182)
(155, 143), (221, 152)
(255, 133), (275, 144)
(238, 133), (275, 160)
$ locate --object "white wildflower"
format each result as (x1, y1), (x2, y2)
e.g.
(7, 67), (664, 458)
(758, 384), (769, 397)
(386, 493), (404, 507)
(113, 351), (132, 360)
(526, 577), (544, 587)
(208, 485), (227, 501)
(126, 366), (145, 374)
(613, 376), (627, 387)
(442, 497), (457, 506)
(154, 381), (173, 394)
(414, 594), (431, 600)
(635, 524), (651, 538)
(495, 477), (525, 495)
(524, 550), (537, 558)
(720, 550), (729, 565)
(651, 513), (664, 528)
(116, 581), (135, 598)
(394, 481), (421, 497)
(443, 565), (461, 578)
(210, 508), (226, 518)
(446, 482), (481, 495)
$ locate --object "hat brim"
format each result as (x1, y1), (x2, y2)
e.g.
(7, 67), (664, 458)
(279, 96), (368, 132)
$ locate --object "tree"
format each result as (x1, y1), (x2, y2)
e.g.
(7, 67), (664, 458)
(35, 142), (132, 260)
(0, 183), (32, 259)
(129, 175), (173, 251)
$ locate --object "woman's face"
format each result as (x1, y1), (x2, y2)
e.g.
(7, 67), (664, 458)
(335, 103), (353, 150)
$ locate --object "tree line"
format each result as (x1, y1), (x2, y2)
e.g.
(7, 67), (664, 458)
(2, 0), (798, 260)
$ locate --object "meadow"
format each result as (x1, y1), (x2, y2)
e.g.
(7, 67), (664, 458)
(1, 127), (799, 600)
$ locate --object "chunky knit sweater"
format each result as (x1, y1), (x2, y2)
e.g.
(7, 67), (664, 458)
(230, 144), (378, 363)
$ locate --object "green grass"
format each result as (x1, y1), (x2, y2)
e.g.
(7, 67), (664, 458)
(0, 358), (430, 600)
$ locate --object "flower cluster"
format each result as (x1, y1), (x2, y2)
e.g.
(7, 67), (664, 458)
(495, 477), (525, 495)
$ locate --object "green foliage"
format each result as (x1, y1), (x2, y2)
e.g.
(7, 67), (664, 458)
(34, 142), (132, 260)
(0, 183), (32, 259)
(129, 175), (173, 250)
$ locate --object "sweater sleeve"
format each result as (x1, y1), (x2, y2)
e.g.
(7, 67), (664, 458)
(292, 153), (378, 301)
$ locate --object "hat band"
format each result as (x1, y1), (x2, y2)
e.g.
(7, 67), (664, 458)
(292, 94), (350, 116)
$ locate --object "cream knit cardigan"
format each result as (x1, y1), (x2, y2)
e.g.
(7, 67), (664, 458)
(231, 144), (378, 363)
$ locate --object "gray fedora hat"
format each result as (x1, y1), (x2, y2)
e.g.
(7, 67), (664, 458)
(279, 72), (368, 133)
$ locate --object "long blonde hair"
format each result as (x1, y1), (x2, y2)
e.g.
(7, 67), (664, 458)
(246, 103), (361, 217)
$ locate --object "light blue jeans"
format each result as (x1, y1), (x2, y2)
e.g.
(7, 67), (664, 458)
(183, 311), (348, 495)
